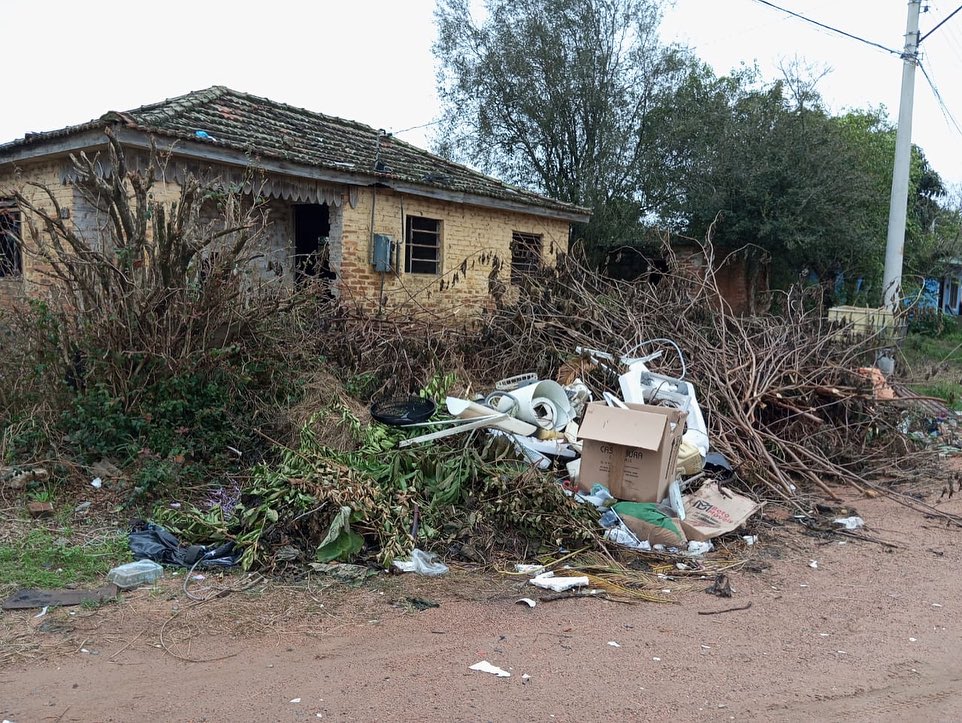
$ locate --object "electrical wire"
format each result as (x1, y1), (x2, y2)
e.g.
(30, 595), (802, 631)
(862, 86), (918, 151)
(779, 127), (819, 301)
(391, 119), (443, 136)
(918, 59), (962, 137)
(920, 2), (962, 43)
(750, 0), (902, 57)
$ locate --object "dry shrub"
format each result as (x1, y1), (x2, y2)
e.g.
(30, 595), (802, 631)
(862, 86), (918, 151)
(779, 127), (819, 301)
(0, 131), (315, 491)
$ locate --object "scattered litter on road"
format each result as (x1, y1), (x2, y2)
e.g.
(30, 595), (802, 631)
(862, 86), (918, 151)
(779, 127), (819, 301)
(529, 571), (589, 592)
(107, 560), (164, 590)
(833, 516), (865, 530)
(290, 698), (301, 704)
(469, 661), (511, 677)
(607, 641), (621, 647)
(2, 585), (119, 610)
(391, 549), (448, 576)
(809, 560), (819, 569)
(705, 574), (733, 598)
(128, 522), (239, 568)
(698, 602), (753, 616)
(516, 598), (537, 608)
(514, 564), (545, 575)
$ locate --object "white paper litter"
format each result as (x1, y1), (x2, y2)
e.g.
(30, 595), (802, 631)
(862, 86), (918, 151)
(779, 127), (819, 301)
(686, 540), (714, 556)
(90, 477), (102, 489)
(833, 516), (865, 530)
(33, 606), (49, 619)
(809, 560), (818, 569)
(514, 564), (546, 575)
(607, 641), (621, 647)
(469, 660), (511, 677)
(516, 598), (537, 608)
(290, 698), (301, 704)
(742, 535), (758, 546)
(529, 571), (589, 592)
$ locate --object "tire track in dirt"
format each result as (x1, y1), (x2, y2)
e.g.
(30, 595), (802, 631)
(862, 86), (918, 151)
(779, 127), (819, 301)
(763, 665), (962, 721)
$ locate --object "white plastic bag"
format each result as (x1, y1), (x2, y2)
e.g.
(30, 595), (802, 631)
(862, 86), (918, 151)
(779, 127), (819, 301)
(392, 549), (449, 576)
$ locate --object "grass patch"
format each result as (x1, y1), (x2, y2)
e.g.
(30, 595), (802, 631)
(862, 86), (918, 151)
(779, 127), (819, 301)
(909, 381), (962, 411)
(901, 317), (962, 368)
(0, 528), (129, 589)
(900, 317), (962, 411)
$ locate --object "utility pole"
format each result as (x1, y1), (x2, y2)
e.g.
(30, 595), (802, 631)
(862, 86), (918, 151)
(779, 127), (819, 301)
(882, 0), (922, 313)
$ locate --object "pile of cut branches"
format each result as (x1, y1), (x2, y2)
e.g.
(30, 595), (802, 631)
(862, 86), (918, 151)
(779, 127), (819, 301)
(467, 246), (940, 502)
(310, 243), (943, 505)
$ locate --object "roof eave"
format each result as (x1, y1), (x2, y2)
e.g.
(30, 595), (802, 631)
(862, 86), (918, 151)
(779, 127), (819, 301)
(116, 129), (590, 222)
(1, 125), (591, 223)
(0, 126), (111, 167)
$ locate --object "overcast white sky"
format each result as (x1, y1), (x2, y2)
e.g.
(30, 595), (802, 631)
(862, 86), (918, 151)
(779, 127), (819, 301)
(2, 0), (960, 186)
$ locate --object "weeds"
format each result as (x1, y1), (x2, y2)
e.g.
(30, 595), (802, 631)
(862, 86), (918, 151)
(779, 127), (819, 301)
(154, 402), (596, 570)
(0, 529), (128, 588)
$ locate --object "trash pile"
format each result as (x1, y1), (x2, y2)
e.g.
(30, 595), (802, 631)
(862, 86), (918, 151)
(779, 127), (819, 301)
(78, 248), (958, 575)
(390, 342), (760, 556)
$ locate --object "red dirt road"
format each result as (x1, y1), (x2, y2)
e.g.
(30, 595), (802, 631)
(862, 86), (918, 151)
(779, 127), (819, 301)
(3, 493), (962, 722)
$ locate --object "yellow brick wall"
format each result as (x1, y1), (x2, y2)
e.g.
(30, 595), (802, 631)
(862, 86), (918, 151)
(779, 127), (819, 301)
(2, 158), (574, 317)
(337, 188), (570, 316)
(0, 160), (74, 308)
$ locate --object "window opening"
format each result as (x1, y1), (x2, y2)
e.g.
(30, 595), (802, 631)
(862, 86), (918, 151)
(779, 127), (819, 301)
(405, 216), (441, 275)
(510, 231), (542, 285)
(0, 199), (22, 278)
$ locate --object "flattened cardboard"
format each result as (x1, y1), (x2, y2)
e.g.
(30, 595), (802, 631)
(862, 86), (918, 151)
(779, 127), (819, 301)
(577, 402), (687, 503)
(680, 483), (760, 541)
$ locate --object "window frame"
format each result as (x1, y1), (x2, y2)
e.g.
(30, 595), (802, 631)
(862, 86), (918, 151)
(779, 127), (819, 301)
(404, 215), (442, 276)
(510, 231), (543, 285)
(0, 198), (23, 279)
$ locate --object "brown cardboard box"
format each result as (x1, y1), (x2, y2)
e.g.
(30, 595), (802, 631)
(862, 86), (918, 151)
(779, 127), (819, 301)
(680, 483), (760, 541)
(577, 402), (687, 503)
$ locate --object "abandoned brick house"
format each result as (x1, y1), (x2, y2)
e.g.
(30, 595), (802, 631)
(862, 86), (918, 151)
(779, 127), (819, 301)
(0, 86), (589, 312)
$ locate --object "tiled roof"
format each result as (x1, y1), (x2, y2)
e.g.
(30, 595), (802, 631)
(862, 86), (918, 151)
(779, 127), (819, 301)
(0, 86), (588, 218)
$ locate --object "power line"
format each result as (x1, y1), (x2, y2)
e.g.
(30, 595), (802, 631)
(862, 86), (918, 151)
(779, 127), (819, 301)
(918, 59), (962, 138)
(920, 3), (962, 43)
(750, 0), (902, 57)
(391, 119), (443, 136)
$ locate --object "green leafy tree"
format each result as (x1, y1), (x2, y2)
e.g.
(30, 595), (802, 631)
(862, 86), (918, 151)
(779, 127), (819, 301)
(433, 0), (692, 252)
(667, 76), (884, 292)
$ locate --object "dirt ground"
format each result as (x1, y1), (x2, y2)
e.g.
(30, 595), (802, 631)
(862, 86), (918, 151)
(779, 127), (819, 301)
(3, 490), (962, 723)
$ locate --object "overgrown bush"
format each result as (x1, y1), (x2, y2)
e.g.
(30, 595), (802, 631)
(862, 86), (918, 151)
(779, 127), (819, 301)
(907, 306), (946, 337)
(0, 130), (314, 494)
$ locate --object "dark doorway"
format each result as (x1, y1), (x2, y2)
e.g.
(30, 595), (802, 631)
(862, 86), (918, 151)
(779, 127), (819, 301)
(293, 204), (334, 282)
